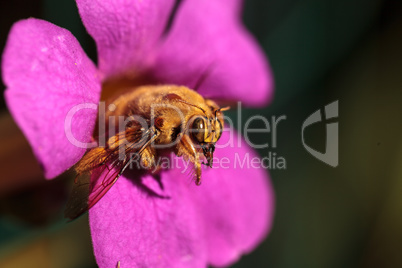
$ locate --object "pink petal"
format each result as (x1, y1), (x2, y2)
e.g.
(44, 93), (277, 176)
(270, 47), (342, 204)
(89, 130), (274, 267)
(75, 0), (175, 79)
(190, 131), (274, 266)
(151, 0), (274, 106)
(2, 19), (101, 178)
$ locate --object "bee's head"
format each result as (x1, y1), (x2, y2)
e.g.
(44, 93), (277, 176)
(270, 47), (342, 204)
(189, 110), (224, 167)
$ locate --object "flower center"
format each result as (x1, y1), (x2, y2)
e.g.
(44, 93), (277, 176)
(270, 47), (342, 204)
(101, 75), (157, 102)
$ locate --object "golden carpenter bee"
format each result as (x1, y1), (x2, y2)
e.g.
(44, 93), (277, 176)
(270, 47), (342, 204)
(65, 85), (229, 219)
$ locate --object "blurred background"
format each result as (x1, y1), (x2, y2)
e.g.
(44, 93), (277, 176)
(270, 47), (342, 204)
(0, 0), (401, 267)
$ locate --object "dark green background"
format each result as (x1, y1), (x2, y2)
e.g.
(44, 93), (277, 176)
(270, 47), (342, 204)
(1, 0), (401, 267)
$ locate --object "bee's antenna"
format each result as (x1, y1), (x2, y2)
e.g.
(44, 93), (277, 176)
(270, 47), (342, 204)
(164, 93), (207, 116)
(214, 106), (230, 119)
(177, 99), (207, 115)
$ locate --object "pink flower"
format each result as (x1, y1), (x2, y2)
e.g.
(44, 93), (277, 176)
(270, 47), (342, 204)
(2, 0), (275, 267)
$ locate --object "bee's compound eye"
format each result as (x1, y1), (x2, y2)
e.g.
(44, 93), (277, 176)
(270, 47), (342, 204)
(191, 117), (206, 143)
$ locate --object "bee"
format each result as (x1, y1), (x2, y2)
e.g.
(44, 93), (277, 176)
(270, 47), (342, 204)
(64, 85), (228, 219)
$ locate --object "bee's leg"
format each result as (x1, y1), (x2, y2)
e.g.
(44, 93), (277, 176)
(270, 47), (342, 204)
(128, 127), (159, 170)
(192, 154), (202, 186)
(175, 134), (202, 185)
(139, 146), (157, 170)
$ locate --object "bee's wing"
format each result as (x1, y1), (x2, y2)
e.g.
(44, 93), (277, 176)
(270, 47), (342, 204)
(64, 127), (158, 220)
(64, 148), (135, 220)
